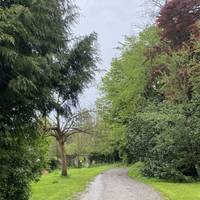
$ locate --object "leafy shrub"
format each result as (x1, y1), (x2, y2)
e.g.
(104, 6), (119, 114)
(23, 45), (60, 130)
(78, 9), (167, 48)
(126, 116), (158, 164)
(127, 103), (200, 181)
(0, 128), (48, 200)
(48, 157), (59, 171)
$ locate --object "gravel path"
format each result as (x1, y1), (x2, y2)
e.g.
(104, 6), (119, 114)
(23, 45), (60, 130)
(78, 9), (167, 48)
(78, 168), (163, 200)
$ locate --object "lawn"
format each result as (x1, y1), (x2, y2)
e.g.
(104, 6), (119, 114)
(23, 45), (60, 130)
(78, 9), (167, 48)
(31, 165), (113, 200)
(128, 162), (200, 200)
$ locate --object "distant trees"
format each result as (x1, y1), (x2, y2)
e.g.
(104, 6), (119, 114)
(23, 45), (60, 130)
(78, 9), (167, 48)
(100, 0), (200, 181)
(45, 109), (96, 176)
(66, 110), (124, 164)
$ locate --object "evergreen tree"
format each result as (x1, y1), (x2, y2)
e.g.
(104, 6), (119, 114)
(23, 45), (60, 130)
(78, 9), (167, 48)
(0, 0), (77, 199)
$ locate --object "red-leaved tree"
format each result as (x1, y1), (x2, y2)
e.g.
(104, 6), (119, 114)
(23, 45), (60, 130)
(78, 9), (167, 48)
(157, 0), (200, 48)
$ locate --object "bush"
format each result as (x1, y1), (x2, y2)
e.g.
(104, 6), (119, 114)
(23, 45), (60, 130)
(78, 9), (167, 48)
(126, 116), (158, 164)
(48, 157), (59, 171)
(0, 128), (48, 200)
(127, 104), (200, 181)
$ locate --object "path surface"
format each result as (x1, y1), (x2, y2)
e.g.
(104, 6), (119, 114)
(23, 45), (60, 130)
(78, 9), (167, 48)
(78, 168), (163, 200)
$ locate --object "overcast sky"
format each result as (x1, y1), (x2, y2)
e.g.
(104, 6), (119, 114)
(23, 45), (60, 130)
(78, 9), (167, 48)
(74, 0), (150, 108)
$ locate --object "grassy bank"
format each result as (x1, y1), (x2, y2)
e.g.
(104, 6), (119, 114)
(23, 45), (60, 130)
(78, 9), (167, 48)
(128, 162), (200, 200)
(31, 165), (113, 200)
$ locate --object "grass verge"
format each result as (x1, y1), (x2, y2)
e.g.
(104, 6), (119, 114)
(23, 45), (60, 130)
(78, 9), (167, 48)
(31, 165), (113, 200)
(128, 162), (200, 200)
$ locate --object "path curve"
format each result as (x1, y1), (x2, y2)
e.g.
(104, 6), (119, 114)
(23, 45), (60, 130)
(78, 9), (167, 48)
(78, 168), (163, 200)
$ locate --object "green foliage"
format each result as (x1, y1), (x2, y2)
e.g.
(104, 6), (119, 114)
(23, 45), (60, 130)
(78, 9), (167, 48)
(100, 17), (200, 180)
(101, 27), (159, 122)
(0, 0), (78, 199)
(97, 27), (160, 162)
(66, 133), (93, 156)
(65, 113), (123, 164)
(129, 163), (200, 200)
(92, 120), (126, 162)
(51, 33), (98, 108)
(48, 138), (60, 160)
(140, 104), (200, 181)
(126, 115), (157, 164)
(126, 43), (200, 180)
(0, 127), (48, 200)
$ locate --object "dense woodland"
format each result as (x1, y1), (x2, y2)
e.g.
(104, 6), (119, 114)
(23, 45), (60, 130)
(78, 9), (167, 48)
(0, 0), (200, 200)
(98, 0), (200, 181)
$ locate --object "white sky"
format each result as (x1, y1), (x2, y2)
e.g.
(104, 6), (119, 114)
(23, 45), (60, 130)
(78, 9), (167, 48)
(74, 0), (150, 108)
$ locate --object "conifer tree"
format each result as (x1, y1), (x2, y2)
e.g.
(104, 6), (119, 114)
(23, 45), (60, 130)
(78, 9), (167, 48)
(0, 1), (77, 199)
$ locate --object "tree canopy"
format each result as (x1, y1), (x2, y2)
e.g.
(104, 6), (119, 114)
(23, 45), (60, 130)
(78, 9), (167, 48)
(0, 0), (98, 199)
(98, 0), (200, 181)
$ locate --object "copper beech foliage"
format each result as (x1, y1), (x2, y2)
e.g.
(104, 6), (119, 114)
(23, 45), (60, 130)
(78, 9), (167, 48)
(157, 0), (200, 48)
(145, 0), (200, 102)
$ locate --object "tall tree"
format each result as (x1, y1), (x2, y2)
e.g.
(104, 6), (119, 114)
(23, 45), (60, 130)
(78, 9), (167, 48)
(46, 108), (96, 176)
(42, 22), (98, 176)
(97, 27), (160, 162)
(100, 12), (200, 180)
(0, 0), (77, 199)
(157, 0), (200, 47)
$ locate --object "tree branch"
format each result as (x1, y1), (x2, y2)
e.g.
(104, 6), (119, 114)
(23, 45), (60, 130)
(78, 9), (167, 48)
(151, 0), (167, 8)
(64, 128), (93, 138)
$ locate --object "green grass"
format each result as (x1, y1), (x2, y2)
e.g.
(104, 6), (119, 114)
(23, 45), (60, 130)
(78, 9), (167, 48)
(31, 165), (113, 200)
(128, 162), (200, 200)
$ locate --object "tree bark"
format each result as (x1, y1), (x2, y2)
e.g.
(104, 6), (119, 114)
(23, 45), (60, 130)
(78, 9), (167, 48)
(195, 164), (200, 178)
(58, 137), (68, 176)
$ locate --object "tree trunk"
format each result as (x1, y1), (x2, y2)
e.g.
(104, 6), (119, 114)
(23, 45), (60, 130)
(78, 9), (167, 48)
(195, 164), (200, 177)
(58, 137), (68, 176)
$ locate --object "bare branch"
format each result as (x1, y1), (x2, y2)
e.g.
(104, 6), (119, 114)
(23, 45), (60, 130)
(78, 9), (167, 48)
(62, 119), (75, 133)
(62, 126), (95, 141)
(69, 128), (93, 136)
(151, 0), (168, 8)
(45, 132), (57, 138)
(61, 109), (95, 133)
(45, 127), (59, 132)
(151, 0), (163, 8)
